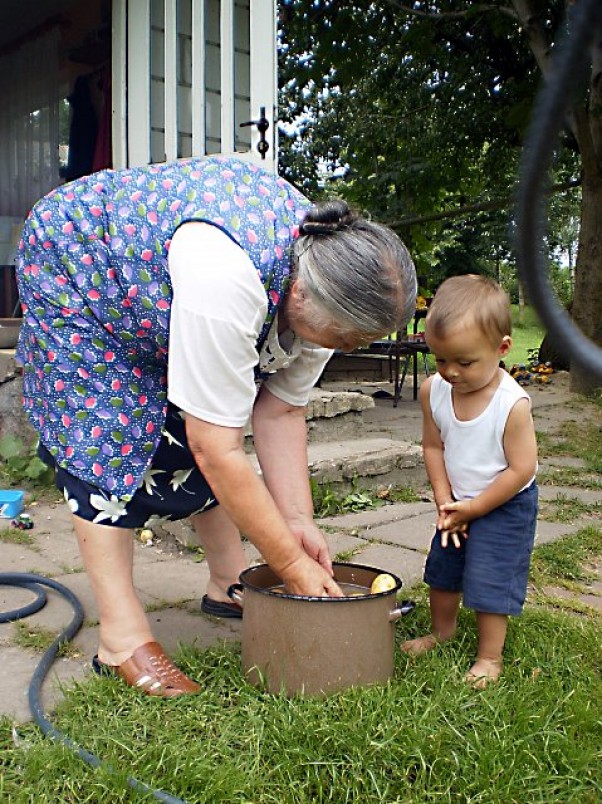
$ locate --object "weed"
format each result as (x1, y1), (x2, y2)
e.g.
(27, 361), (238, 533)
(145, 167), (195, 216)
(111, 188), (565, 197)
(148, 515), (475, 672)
(539, 493), (602, 523)
(311, 479), (420, 518)
(530, 526), (602, 587)
(0, 435), (54, 488)
(12, 622), (80, 658)
(0, 526), (35, 546)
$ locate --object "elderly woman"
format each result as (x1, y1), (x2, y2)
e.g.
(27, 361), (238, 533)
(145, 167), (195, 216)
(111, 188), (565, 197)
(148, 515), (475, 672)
(16, 156), (417, 697)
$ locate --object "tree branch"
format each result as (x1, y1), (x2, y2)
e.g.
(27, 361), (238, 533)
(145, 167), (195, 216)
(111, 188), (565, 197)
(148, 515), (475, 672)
(385, 179), (580, 228)
(382, 0), (517, 22)
(509, 0), (553, 78)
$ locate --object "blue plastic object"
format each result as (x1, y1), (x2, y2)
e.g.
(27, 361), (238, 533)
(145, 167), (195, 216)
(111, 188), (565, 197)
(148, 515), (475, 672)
(0, 490), (25, 518)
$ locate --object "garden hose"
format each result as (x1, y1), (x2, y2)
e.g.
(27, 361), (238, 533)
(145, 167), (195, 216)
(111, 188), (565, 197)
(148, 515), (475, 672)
(0, 572), (188, 804)
(515, 0), (602, 380)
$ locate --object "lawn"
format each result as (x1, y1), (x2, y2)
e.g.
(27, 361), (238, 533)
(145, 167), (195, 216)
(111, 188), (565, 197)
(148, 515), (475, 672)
(1, 608), (600, 803)
(1, 528), (600, 803)
(507, 304), (546, 367)
(1, 306), (598, 804)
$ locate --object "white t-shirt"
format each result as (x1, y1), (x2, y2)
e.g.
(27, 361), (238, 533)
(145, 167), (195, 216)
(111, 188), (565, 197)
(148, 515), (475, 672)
(166, 222), (333, 426)
(430, 370), (536, 500)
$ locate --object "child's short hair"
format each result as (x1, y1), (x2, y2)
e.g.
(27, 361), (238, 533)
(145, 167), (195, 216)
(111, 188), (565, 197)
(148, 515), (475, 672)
(426, 274), (511, 346)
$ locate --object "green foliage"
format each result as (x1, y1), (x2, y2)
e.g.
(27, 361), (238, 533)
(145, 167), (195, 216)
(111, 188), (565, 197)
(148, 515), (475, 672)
(311, 478), (382, 517)
(278, 1), (581, 297)
(0, 435), (54, 488)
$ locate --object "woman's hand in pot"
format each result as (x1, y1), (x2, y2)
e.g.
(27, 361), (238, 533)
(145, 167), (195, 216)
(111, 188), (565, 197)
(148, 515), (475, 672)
(280, 553), (344, 597)
(288, 517), (334, 576)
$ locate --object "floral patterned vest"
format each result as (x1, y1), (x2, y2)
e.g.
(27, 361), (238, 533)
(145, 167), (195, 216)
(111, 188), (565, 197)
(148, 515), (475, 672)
(16, 156), (310, 499)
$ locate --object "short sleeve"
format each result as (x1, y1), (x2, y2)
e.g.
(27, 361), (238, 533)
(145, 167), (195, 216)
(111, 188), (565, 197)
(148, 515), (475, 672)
(167, 222), (267, 426)
(263, 342), (333, 406)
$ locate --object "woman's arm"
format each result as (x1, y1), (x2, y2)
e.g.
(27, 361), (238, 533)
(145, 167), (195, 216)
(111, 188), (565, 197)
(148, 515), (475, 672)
(252, 386), (333, 575)
(185, 409), (341, 596)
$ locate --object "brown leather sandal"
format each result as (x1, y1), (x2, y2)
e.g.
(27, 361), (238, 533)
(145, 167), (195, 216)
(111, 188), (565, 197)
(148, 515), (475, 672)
(92, 641), (201, 697)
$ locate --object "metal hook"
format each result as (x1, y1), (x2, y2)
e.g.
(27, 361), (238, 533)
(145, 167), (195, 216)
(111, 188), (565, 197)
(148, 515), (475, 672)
(240, 107), (270, 159)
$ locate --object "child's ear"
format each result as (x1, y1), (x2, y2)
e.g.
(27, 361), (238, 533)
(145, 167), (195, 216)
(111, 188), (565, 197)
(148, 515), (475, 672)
(499, 335), (512, 356)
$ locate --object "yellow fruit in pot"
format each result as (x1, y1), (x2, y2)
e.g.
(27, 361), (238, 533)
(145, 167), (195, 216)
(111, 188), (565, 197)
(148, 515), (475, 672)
(370, 573), (397, 594)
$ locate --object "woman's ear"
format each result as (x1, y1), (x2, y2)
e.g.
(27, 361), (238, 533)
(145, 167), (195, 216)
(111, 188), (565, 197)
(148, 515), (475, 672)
(290, 279), (306, 302)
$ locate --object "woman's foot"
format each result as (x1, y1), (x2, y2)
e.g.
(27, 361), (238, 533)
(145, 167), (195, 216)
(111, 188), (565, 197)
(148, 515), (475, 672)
(464, 657), (503, 689)
(93, 641), (201, 697)
(205, 579), (236, 606)
(401, 633), (440, 655)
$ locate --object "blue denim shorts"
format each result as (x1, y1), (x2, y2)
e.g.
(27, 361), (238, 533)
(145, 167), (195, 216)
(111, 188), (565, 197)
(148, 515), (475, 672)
(38, 402), (219, 528)
(423, 482), (538, 615)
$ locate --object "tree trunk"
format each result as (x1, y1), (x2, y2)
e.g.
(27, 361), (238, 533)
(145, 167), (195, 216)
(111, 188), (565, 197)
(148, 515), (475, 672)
(570, 176), (602, 395)
(517, 281), (525, 326)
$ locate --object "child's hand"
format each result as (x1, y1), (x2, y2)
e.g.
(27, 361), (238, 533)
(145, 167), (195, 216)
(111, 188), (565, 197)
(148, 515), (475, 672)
(436, 501), (469, 548)
(440, 523), (468, 548)
(439, 500), (473, 543)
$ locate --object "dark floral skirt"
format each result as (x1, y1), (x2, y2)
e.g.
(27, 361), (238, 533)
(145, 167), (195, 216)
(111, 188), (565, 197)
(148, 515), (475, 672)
(39, 403), (219, 528)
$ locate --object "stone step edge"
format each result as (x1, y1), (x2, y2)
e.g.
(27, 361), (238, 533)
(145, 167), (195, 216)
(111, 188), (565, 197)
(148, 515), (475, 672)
(248, 437), (423, 484)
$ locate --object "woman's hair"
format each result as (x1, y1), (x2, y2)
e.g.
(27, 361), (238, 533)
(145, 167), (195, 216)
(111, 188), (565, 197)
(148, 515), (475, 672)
(426, 274), (512, 346)
(292, 200), (417, 337)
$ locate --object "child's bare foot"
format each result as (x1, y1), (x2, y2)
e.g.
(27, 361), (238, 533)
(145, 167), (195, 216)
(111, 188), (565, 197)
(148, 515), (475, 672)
(464, 658), (503, 689)
(401, 634), (440, 655)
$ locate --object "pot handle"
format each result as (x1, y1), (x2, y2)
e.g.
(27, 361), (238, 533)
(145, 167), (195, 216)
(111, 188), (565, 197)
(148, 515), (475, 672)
(389, 599), (416, 622)
(227, 583), (244, 608)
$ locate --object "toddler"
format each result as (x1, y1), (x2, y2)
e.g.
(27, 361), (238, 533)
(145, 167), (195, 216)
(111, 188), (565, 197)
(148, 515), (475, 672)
(402, 275), (538, 687)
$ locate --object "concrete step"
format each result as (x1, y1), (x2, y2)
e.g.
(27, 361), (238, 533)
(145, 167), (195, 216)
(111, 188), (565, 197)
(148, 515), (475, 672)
(169, 437), (426, 549)
(306, 437), (425, 492)
(246, 436), (425, 496)
(304, 389), (426, 492)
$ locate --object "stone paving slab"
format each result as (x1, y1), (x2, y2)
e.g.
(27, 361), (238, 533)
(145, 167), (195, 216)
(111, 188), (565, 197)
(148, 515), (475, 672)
(534, 519), (592, 546)
(317, 501), (434, 531)
(538, 485), (602, 504)
(326, 530), (368, 559)
(354, 511), (435, 553)
(350, 543), (426, 590)
(1, 646), (88, 723)
(0, 541), (66, 575)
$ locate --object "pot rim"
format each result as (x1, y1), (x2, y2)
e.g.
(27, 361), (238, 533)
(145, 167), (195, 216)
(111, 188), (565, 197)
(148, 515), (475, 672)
(238, 561), (403, 602)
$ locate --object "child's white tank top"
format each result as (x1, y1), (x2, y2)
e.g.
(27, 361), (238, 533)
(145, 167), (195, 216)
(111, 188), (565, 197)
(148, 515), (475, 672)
(430, 370), (535, 500)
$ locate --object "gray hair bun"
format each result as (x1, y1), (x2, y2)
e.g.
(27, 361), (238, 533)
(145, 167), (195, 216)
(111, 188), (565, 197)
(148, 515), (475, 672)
(299, 200), (358, 235)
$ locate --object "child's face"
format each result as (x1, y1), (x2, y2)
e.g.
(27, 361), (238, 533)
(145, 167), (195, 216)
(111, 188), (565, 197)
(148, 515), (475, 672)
(426, 320), (511, 395)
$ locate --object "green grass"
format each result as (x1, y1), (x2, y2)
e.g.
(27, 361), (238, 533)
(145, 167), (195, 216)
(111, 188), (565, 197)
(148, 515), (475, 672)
(0, 526), (35, 545)
(537, 409), (602, 490)
(507, 304), (546, 367)
(530, 526), (602, 587)
(537, 420), (602, 475)
(1, 595), (600, 803)
(2, 528), (601, 804)
(539, 493), (602, 524)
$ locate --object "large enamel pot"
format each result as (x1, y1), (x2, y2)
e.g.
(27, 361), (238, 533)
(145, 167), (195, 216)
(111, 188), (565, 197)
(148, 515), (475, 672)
(227, 562), (413, 696)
